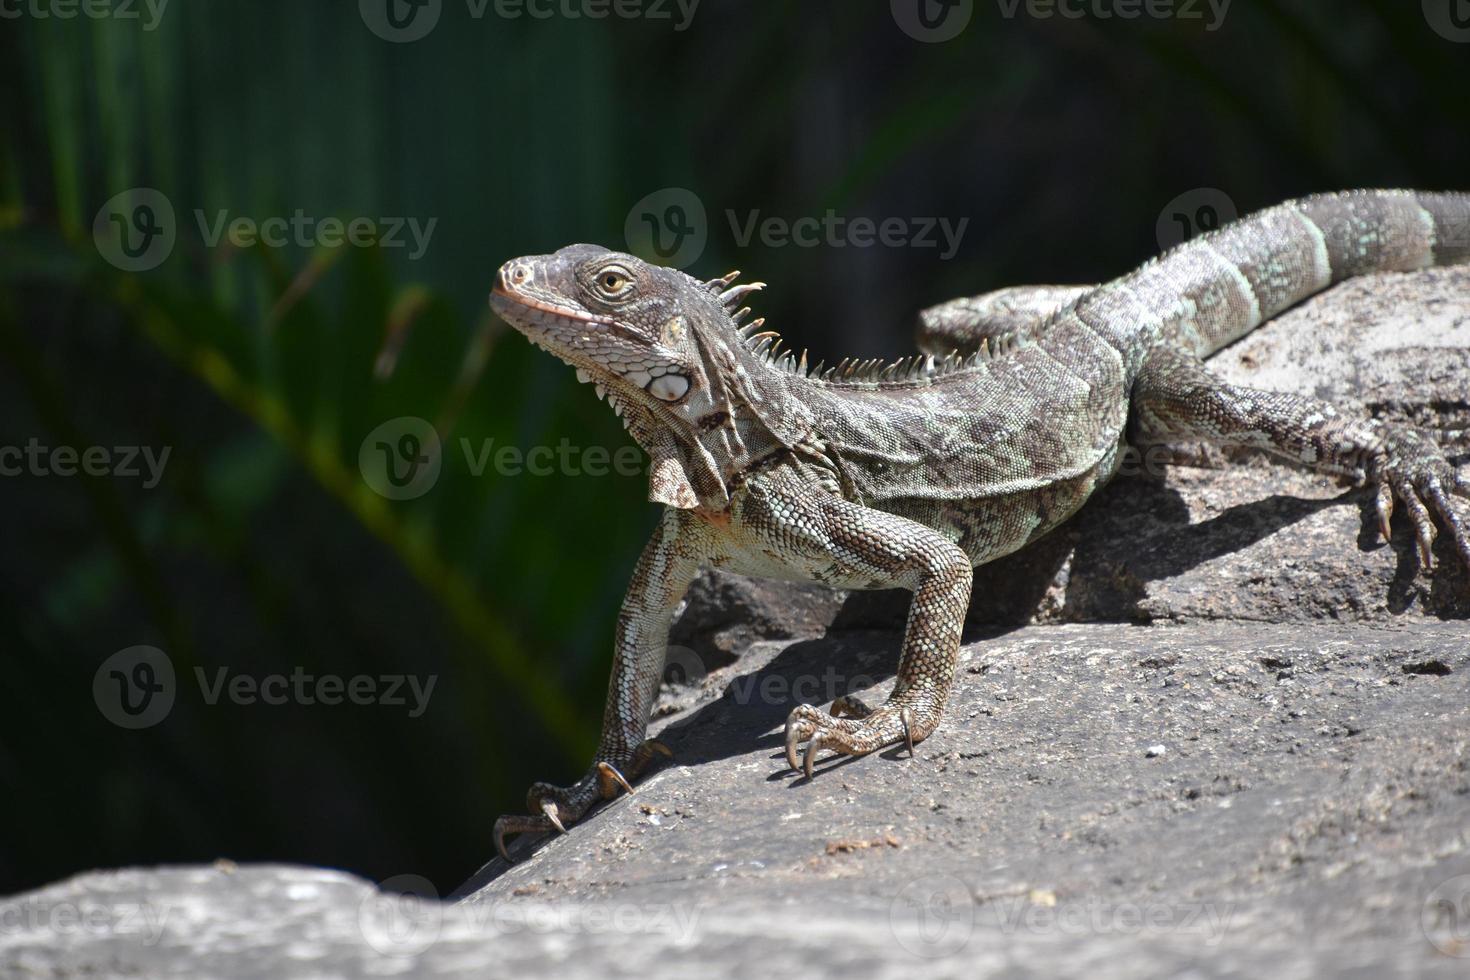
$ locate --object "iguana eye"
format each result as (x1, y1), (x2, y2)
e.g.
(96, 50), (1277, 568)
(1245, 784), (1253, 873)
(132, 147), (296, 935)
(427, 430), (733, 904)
(594, 266), (633, 298)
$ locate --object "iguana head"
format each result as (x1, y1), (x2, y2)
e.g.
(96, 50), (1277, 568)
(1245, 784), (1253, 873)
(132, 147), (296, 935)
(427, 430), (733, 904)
(490, 244), (810, 510)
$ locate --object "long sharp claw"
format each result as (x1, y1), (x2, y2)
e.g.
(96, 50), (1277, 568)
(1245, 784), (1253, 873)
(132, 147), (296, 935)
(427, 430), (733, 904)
(494, 812), (560, 864)
(540, 801), (566, 834)
(900, 707), (916, 759)
(1376, 483), (1394, 543)
(803, 733), (826, 780)
(494, 819), (514, 864)
(785, 719), (804, 773)
(1426, 478), (1470, 572)
(1398, 483), (1436, 569)
(596, 761), (635, 797)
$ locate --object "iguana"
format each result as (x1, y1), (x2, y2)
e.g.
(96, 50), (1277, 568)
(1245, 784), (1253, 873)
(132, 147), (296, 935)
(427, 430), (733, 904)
(487, 189), (1470, 862)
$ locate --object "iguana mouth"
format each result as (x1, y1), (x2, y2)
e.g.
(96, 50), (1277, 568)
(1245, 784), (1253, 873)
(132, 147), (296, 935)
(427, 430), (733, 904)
(489, 286), (613, 327)
(490, 286), (692, 404)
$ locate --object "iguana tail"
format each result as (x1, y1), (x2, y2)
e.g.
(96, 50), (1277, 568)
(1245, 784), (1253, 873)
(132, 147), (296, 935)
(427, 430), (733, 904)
(917, 190), (1469, 367)
(1085, 189), (1470, 374)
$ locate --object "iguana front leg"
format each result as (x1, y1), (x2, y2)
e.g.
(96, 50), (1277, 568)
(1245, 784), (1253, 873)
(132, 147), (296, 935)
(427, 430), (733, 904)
(1133, 345), (1470, 572)
(492, 507), (714, 861)
(725, 470), (975, 777)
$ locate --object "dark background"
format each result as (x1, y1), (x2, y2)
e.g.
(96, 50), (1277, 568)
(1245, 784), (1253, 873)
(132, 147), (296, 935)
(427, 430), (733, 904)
(1, 0), (1467, 897)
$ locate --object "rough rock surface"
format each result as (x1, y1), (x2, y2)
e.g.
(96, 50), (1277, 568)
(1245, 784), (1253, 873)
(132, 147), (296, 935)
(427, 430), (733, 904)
(4, 269), (1469, 977)
(7, 622), (1468, 977)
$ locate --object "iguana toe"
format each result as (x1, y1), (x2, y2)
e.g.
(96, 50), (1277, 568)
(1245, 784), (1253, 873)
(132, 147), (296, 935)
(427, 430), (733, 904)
(785, 701), (934, 779)
(802, 732), (830, 779)
(493, 739), (673, 863)
(1370, 429), (1470, 579)
(1375, 483), (1394, 544)
(491, 779), (601, 863)
(493, 810), (561, 863)
(784, 704), (828, 771)
(595, 760), (635, 797)
(1425, 475), (1470, 573)
(630, 737), (674, 770)
(829, 694), (875, 718)
(539, 799), (567, 833)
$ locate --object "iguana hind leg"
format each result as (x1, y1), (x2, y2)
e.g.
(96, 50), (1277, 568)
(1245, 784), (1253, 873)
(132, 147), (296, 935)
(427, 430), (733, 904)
(1132, 345), (1470, 573)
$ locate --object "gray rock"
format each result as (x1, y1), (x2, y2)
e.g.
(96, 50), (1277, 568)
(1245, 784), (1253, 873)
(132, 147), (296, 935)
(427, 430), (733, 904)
(8, 622), (1468, 977)
(5, 268), (1468, 978)
(669, 569), (847, 672)
(463, 620), (1470, 976)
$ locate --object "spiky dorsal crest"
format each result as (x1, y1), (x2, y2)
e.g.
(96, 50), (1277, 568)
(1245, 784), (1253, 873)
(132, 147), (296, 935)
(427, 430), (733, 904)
(704, 270), (765, 315)
(704, 268), (1025, 385)
(808, 332), (1025, 385)
(703, 270), (741, 292)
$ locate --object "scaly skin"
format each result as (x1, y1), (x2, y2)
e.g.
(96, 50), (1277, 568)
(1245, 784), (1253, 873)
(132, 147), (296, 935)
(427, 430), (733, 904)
(487, 189), (1470, 862)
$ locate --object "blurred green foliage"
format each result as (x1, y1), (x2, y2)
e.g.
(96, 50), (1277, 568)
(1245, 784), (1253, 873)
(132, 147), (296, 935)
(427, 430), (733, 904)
(1, 0), (1466, 895)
